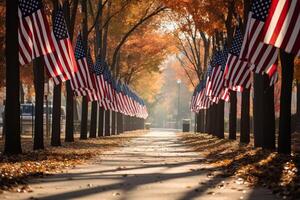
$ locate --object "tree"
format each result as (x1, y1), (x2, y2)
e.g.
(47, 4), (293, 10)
(240, 0), (251, 144)
(98, 106), (104, 136)
(278, 50), (295, 154)
(51, 0), (61, 147)
(80, 0), (89, 140)
(64, 0), (79, 142)
(4, 0), (22, 155)
(33, 58), (45, 150)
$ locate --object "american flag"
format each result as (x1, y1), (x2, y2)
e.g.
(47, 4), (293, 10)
(204, 65), (213, 96)
(190, 83), (201, 112)
(239, 0), (279, 77)
(103, 66), (114, 102)
(94, 56), (108, 101)
(86, 50), (105, 101)
(124, 85), (136, 116)
(70, 33), (96, 101)
(224, 28), (251, 92)
(262, 0), (300, 57)
(18, 0), (54, 65)
(211, 48), (230, 102)
(199, 86), (211, 109)
(209, 51), (225, 102)
(44, 7), (78, 85)
(118, 83), (129, 114)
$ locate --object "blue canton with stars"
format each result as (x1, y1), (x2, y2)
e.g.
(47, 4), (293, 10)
(19, 0), (43, 17)
(53, 8), (69, 40)
(103, 66), (113, 83)
(210, 53), (218, 67)
(94, 56), (105, 75)
(74, 34), (86, 60)
(86, 48), (95, 73)
(116, 80), (122, 93)
(251, 0), (272, 22)
(215, 51), (223, 67)
(229, 28), (243, 56)
(221, 46), (228, 70)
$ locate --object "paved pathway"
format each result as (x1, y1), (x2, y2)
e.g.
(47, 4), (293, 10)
(1, 130), (278, 200)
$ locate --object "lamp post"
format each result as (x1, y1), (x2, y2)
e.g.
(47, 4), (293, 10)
(177, 79), (181, 129)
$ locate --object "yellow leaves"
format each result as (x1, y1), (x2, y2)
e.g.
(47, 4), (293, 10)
(133, 71), (164, 103)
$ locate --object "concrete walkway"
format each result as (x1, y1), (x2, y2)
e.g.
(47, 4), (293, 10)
(1, 130), (278, 200)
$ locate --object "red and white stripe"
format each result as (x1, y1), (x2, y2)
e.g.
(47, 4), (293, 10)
(240, 12), (279, 75)
(18, 8), (54, 65)
(44, 33), (78, 85)
(224, 54), (251, 91)
(262, 0), (300, 56)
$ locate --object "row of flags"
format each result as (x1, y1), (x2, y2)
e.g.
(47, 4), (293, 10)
(191, 0), (299, 113)
(17, 0), (148, 119)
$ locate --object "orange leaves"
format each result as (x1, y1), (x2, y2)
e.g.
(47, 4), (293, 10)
(0, 131), (146, 191)
(178, 132), (300, 199)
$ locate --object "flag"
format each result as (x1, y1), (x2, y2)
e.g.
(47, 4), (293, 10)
(18, 0), (54, 65)
(103, 66), (114, 102)
(204, 65), (213, 96)
(262, 0), (300, 56)
(211, 48), (230, 102)
(44, 7), (78, 85)
(224, 28), (252, 91)
(70, 33), (96, 100)
(86, 50), (105, 101)
(94, 56), (108, 101)
(239, 0), (279, 76)
(208, 51), (224, 102)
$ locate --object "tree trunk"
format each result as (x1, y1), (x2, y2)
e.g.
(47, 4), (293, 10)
(111, 111), (116, 135)
(4, 0), (22, 154)
(33, 58), (44, 150)
(253, 74), (264, 147)
(98, 106), (104, 137)
(63, 0), (78, 143)
(240, 0), (251, 145)
(210, 105), (216, 136)
(296, 81), (300, 132)
(117, 112), (123, 134)
(65, 82), (74, 142)
(240, 88), (250, 144)
(196, 113), (201, 132)
(278, 50), (295, 154)
(80, 97), (88, 139)
(229, 91), (237, 140)
(89, 102), (97, 138)
(262, 75), (275, 149)
(20, 83), (25, 103)
(105, 110), (110, 136)
(80, 0), (89, 140)
(206, 108), (210, 134)
(51, 84), (61, 146)
(117, 112), (122, 135)
(217, 101), (225, 139)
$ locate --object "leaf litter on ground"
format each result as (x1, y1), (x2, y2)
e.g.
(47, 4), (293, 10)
(177, 132), (300, 200)
(0, 130), (146, 192)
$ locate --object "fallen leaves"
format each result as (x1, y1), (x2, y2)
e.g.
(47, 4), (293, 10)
(0, 131), (146, 192)
(178, 132), (300, 199)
